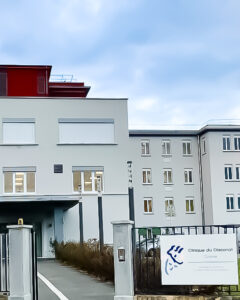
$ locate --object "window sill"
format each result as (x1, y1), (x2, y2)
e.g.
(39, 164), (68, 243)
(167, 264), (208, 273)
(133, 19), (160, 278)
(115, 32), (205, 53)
(184, 183), (194, 185)
(185, 212), (196, 214)
(141, 154), (151, 157)
(225, 180), (240, 182)
(162, 154), (172, 157)
(163, 183), (174, 185)
(142, 183), (153, 185)
(226, 210), (240, 212)
(0, 144), (39, 146)
(183, 154), (192, 157)
(57, 143), (118, 145)
(222, 150), (240, 153)
(143, 212), (154, 215)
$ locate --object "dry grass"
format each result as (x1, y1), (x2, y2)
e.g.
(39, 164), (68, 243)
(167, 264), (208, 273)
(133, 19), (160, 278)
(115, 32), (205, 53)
(53, 239), (114, 282)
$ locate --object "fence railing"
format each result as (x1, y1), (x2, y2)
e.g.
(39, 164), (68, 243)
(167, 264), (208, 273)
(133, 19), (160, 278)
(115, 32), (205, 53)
(0, 233), (9, 293)
(133, 224), (240, 296)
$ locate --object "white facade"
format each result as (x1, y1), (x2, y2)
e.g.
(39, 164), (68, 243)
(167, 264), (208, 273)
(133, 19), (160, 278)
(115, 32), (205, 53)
(0, 96), (239, 257)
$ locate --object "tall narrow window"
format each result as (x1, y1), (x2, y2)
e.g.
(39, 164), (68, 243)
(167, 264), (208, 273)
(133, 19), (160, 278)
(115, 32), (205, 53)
(162, 140), (171, 155)
(163, 169), (173, 184)
(142, 169), (152, 184)
(182, 141), (191, 155)
(236, 166), (240, 181)
(184, 169), (193, 184)
(226, 195), (234, 210)
(201, 138), (206, 154)
(234, 136), (240, 151)
(144, 198), (153, 213)
(141, 140), (150, 156)
(224, 166), (233, 180)
(223, 136), (231, 151)
(186, 198), (195, 213)
(37, 76), (46, 95)
(0, 71), (7, 96)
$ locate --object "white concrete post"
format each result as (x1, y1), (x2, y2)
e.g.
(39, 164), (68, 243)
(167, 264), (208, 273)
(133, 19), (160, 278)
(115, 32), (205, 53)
(7, 225), (33, 300)
(112, 220), (134, 300)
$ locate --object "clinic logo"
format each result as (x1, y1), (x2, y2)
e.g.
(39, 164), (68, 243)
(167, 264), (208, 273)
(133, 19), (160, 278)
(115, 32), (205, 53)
(165, 245), (184, 275)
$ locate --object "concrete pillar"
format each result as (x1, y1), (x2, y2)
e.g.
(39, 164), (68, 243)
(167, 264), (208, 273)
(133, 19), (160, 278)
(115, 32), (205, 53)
(112, 220), (134, 300)
(7, 225), (33, 300)
(54, 208), (64, 243)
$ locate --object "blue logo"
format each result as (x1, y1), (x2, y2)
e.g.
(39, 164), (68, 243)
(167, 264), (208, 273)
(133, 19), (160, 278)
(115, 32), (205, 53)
(165, 245), (184, 275)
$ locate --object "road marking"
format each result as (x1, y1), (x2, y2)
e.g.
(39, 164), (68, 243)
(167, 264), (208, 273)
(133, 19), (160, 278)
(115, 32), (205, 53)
(38, 272), (69, 300)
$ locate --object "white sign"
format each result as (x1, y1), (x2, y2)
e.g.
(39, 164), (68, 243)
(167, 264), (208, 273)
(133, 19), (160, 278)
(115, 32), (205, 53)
(160, 234), (238, 285)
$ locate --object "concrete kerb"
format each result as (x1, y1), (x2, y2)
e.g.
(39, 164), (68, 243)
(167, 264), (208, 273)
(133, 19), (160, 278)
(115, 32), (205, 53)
(134, 296), (238, 300)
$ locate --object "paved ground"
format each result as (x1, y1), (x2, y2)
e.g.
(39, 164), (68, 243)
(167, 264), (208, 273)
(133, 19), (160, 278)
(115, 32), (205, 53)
(38, 260), (114, 300)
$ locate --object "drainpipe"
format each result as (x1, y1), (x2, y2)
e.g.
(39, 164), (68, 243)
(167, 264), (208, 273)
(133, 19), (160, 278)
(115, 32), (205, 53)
(197, 135), (205, 226)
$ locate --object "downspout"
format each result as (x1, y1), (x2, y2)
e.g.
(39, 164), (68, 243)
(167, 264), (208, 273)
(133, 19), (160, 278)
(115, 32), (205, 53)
(197, 135), (205, 226)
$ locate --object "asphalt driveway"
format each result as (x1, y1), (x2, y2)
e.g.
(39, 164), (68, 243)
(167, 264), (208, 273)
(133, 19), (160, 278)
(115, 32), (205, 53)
(38, 260), (114, 300)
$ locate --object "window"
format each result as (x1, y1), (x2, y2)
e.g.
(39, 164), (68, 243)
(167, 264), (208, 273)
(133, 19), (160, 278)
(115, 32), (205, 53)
(59, 119), (115, 144)
(144, 198), (153, 213)
(184, 169), (193, 184)
(142, 169), (152, 184)
(182, 141), (191, 155)
(186, 198), (195, 213)
(73, 167), (104, 193)
(37, 76), (46, 95)
(201, 138), (206, 154)
(162, 140), (171, 155)
(163, 169), (173, 184)
(226, 195), (234, 210)
(234, 136), (240, 151)
(223, 136), (231, 151)
(224, 166), (233, 180)
(3, 119), (35, 144)
(0, 71), (7, 96)
(141, 140), (150, 156)
(236, 166), (240, 181)
(3, 168), (36, 194)
(165, 197), (175, 216)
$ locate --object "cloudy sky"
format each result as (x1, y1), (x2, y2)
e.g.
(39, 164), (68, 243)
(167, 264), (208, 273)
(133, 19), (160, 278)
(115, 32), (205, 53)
(1, 0), (240, 129)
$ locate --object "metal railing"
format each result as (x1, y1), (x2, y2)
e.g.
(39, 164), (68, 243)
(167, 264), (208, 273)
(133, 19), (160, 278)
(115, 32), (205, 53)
(133, 224), (240, 296)
(0, 233), (9, 293)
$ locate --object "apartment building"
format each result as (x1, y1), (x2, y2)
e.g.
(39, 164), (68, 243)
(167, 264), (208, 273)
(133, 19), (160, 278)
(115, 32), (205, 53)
(0, 64), (239, 257)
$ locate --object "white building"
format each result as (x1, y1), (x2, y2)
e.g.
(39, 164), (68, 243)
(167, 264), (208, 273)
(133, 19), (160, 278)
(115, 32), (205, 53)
(0, 64), (239, 257)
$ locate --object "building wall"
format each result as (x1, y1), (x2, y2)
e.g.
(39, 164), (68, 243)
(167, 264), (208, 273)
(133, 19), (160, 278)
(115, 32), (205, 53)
(129, 136), (203, 227)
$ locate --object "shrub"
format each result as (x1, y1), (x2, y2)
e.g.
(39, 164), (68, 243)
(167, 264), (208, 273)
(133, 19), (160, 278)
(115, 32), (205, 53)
(53, 239), (114, 282)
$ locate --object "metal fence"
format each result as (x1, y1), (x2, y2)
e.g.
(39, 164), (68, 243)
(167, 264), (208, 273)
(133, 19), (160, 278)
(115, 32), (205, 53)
(133, 224), (240, 296)
(0, 233), (9, 293)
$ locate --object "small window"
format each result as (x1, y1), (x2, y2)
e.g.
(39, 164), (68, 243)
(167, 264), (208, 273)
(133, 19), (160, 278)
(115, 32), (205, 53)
(224, 166), (233, 180)
(184, 169), (193, 184)
(165, 197), (175, 216)
(142, 169), (152, 184)
(0, 72), (7, 96)
(73, 169), (104, 193)
(223, 136), (231, 151)
(201, 138), (206, 154)
(186, 198), (195, 213)
(234, 137), (240, 151)
(226, 195), (234, 210)
(144, 198), (153, 214)
(4, 171), (36, 194)
(162, 140), (171, 155)
(182, 141), (191, 155)
(37, 76), (46, 95)
(163, 169), (173, 184)
(236, 166), (240, 181)
(141, 140), (150, 156)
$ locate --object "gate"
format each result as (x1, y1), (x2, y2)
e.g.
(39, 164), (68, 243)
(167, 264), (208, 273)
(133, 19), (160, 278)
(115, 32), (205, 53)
(133, 224), (240, 296)
(0, 233), (9, 293)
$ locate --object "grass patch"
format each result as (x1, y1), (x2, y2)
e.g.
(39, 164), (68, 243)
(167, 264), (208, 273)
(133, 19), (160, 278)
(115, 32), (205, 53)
(53, 239), (114, 282)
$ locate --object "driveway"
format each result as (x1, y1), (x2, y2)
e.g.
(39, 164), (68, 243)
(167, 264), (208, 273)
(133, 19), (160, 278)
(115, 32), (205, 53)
(38, 260), (114, 300)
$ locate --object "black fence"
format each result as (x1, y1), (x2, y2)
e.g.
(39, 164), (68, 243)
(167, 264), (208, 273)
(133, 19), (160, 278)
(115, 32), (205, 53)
(133, 224), (240, 296)
(0, 233), (9, 293)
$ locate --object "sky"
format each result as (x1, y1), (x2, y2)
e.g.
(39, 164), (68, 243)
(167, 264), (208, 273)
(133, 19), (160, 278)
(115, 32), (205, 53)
(1, 0), (240, 129)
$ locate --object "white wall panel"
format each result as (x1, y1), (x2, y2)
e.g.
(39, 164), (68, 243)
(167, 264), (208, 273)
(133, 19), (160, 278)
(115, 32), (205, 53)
(59, 123), (115, 144)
